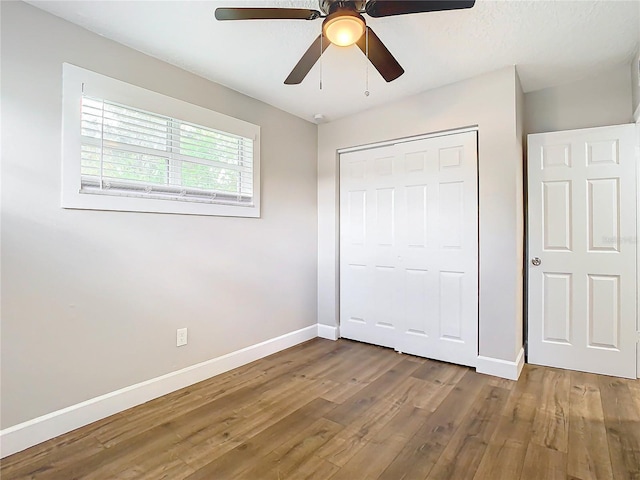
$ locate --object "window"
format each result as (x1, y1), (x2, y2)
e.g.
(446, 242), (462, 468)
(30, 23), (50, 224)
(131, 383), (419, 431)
(80, 98), (254, 205)
(62, 64), (260, 217)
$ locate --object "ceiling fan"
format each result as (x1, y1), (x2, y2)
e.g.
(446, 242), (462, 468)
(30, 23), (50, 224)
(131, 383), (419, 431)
(215, 1), (475, 85)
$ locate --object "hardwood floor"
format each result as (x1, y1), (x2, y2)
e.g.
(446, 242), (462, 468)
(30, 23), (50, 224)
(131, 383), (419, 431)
(2, 338), (639, 479)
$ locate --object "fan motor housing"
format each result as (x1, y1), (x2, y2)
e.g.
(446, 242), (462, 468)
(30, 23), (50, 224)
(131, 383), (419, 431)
(319, 0), (366, 15)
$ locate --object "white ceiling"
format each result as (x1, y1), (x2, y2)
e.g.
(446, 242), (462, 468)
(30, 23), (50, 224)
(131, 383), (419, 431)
(27, 0), (640, 123)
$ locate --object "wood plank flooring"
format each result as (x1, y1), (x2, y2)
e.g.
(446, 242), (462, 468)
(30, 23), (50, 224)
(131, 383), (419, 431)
(2, 338), (639, 479)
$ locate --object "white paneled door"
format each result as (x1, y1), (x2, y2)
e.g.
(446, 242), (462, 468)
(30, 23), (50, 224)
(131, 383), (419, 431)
(339, 131), (478, 367)
(528, 124), (638, 379)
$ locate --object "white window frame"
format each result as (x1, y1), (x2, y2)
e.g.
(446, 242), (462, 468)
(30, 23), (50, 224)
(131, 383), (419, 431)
(61, 63), (261, 217)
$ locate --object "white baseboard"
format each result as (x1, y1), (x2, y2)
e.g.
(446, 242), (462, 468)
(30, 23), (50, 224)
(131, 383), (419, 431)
(317, 324), (339, 340)
(0, 324), (317, 459)
(476, 347), (525, 381)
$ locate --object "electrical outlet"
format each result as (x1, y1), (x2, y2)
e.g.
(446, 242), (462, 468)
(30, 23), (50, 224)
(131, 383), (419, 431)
(176, 328), (188, 347)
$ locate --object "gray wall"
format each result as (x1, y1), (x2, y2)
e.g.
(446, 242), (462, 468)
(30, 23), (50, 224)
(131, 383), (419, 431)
(1, 1), (318, 429)
(515, 73), (526, 352)
(318, 67), (525, 365)
(524, 63), (634, 134)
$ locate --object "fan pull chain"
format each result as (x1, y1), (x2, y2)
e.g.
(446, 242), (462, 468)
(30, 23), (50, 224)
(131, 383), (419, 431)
(364, 28), (370, 97)
(320, 34), (323, 90)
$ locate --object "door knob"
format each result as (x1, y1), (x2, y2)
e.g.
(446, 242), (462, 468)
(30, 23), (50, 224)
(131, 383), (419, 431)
(531, 257), (542, 266)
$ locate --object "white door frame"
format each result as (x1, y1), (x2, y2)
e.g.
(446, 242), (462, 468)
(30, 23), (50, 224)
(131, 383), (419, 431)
(338, 126), (480, 154)
(635, 108), (640, 378)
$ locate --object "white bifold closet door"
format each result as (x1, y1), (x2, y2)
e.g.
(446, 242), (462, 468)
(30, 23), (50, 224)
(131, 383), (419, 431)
(528, 124), (637, 379)
(339, 131), (478, 367)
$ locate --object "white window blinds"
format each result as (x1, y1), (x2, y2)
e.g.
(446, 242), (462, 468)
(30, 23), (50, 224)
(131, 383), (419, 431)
(80, 96), (254, 205)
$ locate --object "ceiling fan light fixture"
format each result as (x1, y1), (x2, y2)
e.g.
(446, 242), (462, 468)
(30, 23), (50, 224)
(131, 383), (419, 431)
(323, 11), (365, 47)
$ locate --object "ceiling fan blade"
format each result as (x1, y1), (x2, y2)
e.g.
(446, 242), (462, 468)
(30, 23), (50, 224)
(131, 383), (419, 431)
(365, 0), (475, 17)
(356, 27), (404, 82)
(215, 8), (321, 21)
(285, 34), (330, 85)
